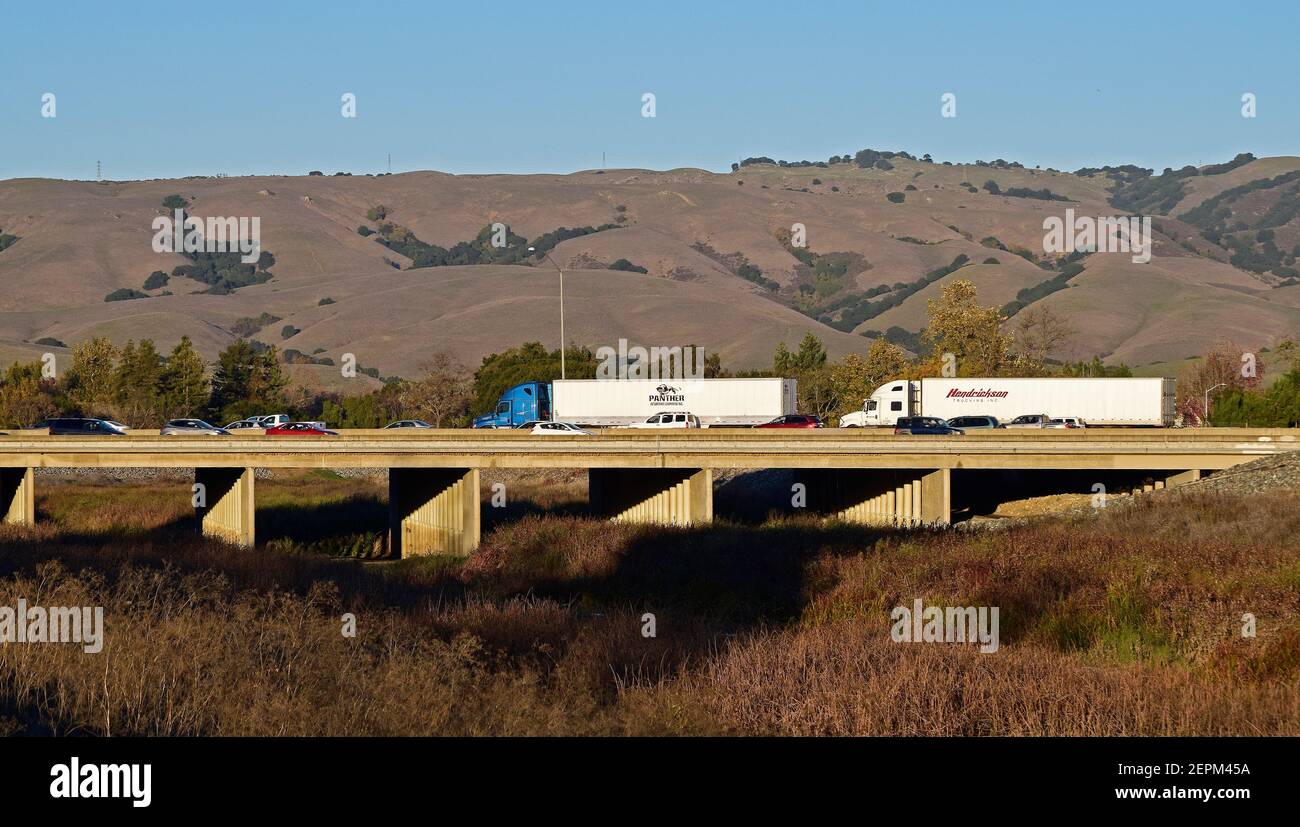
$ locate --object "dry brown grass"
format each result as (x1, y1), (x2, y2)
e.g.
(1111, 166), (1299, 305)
(5, 162), (1299, 375)
(0, 478), (1295, 736)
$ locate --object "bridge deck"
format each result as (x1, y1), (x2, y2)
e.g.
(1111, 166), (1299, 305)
(0, 429), (1292, 471)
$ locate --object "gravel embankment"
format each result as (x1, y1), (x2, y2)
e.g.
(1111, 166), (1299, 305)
(1168, 451), (1300, 497)
(972, 451), (1300, 529)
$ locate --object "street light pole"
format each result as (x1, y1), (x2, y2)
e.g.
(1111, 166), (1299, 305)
(1204, 382), (1227, 426)
(529, 247), (566, 379)
(559, 263), (565, 380)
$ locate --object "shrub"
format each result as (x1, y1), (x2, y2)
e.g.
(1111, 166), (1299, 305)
(318, 297), (336, 306)
(143, 270), (169, 290)
(230, 313), (282, 337)
(608, 258), (648, 274)
(357, 226), (374, 237)
(886, 192), (905, 203)
(104, 288), (148, 302)
(281, 325), (300, 340)
(366, 206), (389, 222)
(1002, 186), (1069, 201)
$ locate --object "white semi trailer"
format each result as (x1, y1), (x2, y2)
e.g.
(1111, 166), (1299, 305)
(839, 377), (1177, 427)
(552, 378), (797, 427)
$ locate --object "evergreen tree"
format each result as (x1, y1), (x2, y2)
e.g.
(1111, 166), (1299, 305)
(159, 336), (209, 419)
(793, 332), (828, 372)
(773, 342), (793, 376)
(209, 340), (289, 422)
(112, 339), (163, 426)
(773, 334), (832, 415)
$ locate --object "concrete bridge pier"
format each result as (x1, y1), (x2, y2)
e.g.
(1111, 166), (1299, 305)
(588, 468), (713, 526)
(1163, 469), (1202, 487)
(195, 467), (256, 547)
(0, 467), (35, 526)
(798, 468), (950, 527)
(389, 468), (481, 557)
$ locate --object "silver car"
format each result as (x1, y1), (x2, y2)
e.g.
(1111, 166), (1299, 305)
(161, 418), (230, 436)
(944, 415), (1004, 430)
(384, 420), (433, 429)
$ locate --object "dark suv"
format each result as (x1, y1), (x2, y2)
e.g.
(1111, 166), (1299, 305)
(45, 418), (129, 436)
(894, 416), (964, 435)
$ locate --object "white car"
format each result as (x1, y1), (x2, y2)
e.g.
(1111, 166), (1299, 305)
(528, 421), (591, 435)
(224, 420), (264, 431)
(626, 411), (701, 429)
(1004, 414), (1052, 429)
(252, 414), (290, 427)
(1046, 417), (1087, 429)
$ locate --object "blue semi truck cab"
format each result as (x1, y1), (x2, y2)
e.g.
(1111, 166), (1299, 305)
(472, 381), (551, 428)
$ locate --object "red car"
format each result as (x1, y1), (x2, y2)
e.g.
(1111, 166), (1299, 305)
(754, 414), (824, 429)
(264, 422), (339, 436)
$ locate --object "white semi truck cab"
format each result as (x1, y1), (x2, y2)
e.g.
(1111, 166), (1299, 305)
(839, 380), (916, 427)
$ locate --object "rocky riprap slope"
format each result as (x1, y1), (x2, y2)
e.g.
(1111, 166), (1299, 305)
(1170, 451), (1300, 497)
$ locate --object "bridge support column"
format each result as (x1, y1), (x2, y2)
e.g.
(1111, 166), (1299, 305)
(389, 468), (480, 557)
(1, 467), (35, 526)
(1164, 469), (1202, 488)
(589, 468), (713, 526)
(195, 467), (255, 547)
(918, 468), (951, 525)
(797, 468), (950, 527)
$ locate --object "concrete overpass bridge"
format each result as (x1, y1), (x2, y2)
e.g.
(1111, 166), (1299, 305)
(1, 429), (1293, 556)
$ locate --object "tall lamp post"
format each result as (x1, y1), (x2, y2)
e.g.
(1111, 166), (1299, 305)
(1203, 382), (1227, 426)
(529, 246), (566, 379)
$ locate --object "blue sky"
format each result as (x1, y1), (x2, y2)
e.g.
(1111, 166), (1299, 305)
(1, 0), (1296, 180)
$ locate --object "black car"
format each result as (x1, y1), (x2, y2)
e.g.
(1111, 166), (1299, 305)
(893, 416), (964, 436)
(44, 417), (129, 436)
